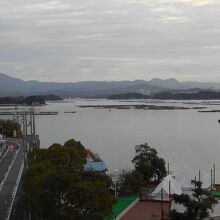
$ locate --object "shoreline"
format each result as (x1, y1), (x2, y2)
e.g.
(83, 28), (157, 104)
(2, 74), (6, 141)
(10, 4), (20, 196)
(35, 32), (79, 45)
(78, 104), (206, 110)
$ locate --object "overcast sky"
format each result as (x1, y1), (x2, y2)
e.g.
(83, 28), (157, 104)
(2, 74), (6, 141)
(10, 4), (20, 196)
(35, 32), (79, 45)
(1, 0), (220, 82)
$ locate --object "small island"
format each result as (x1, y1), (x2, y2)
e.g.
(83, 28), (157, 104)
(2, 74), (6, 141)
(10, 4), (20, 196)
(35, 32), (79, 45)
(0, 95), (63, 106)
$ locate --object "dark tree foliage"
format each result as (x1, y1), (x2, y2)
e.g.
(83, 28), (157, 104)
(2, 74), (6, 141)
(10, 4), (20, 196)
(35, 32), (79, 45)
(0, 96), (24, 104)
(132, 143), (166, 183)
(64, 139), (87, 167)
(0, 95), (62, 105)
(83, 170), (112, 188)
(0, 119), (22, 137)
(118, 170), (143, 195)
(170, 181), (217, 220)
(153, 91), (220, 100)
(22, 139), (115, 220)
(28, 140), (87, 171)
(65, 180), (114, 220)
(23, 95), (45, 105)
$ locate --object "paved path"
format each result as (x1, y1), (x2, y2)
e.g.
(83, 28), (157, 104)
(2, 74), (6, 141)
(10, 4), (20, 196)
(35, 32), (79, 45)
(0, 140), (24, 220)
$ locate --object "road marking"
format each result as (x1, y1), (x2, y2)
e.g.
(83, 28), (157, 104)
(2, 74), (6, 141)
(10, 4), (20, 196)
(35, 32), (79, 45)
(0, 148), (20, 192)
(6, 161), (24, 220)
(0, 149), (9, 163)
(0, 140), (23, 220)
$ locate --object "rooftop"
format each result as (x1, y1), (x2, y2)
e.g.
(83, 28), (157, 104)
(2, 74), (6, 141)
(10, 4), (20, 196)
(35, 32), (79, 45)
(105, 194), (139, 220)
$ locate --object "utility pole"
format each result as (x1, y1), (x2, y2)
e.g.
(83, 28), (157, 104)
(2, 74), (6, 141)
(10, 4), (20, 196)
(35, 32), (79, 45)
(29, 106), (33, 152)
(33, 106), (35, 136)
(21, 108), (34, 220)
(33, 105), (36, 148)
(30, 106), (33, 137)
(23, 111), (28, 171)
(213, 164), (216, 189)
(161, 188), (164, 220)
(22, 112), (25, 170)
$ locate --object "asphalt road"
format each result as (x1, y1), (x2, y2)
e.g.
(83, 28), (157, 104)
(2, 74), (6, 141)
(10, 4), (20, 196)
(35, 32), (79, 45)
(0, 140), (24, 220)
(0, 150), (15, 184)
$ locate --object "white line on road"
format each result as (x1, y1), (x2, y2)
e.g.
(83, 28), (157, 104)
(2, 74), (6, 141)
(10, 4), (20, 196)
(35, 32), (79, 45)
(6, 161), (24, 220)
(0, 148), (20, 192)
(0, 148), (9, 163)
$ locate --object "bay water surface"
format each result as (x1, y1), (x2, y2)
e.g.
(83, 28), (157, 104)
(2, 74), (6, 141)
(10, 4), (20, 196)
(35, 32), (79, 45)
(1, 99), (220, 181)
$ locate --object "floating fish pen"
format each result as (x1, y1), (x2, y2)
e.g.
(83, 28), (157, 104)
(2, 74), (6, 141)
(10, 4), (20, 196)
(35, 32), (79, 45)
(0, 111), (58, 115)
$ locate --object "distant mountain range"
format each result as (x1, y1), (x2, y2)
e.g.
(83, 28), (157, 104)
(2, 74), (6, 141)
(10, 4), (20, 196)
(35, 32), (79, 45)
(0, 73), (220, 98)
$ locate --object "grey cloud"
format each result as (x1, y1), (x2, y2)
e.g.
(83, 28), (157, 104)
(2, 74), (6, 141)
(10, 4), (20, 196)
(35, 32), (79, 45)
(1, 0), (220, 82)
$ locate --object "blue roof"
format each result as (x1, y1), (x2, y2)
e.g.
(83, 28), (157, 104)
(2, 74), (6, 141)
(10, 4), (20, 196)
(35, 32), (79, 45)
(84, 161), (107, 172)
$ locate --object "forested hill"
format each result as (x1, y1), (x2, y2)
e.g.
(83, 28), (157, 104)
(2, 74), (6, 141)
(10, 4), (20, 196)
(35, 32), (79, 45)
(153, 91), (220, 100)
(2, 72), (220, 98)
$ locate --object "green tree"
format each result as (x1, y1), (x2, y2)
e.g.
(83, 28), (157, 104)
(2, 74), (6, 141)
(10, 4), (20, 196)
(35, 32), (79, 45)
(118, 170), (143, 195)
(23, 95), (45, 105)
(170, 181), (217, 220)
(132, 143), (166, 183)
(47, 144), (70, 168)
(22, 161), (57, 219)
(28, 141), (87, 171)
(64, 139), (87, 168)
(22, 138), (114, 220)
(0, 119), (22, 137)
(83, 170), (112, 188)
(28, 148), (48, 164)
(65, 179), (115, 220)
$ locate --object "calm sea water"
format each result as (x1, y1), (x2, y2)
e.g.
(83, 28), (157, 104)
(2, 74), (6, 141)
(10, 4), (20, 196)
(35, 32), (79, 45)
(1, 99), (220, 180)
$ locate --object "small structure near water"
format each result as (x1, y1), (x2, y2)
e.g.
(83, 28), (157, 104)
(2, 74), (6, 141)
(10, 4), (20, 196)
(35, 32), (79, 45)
(84, 149), (107, 172)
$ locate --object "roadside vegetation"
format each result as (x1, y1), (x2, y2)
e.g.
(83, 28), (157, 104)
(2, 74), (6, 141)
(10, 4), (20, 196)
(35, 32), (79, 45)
(20, 139), (115, 220)
(0, 119), (22, 138)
